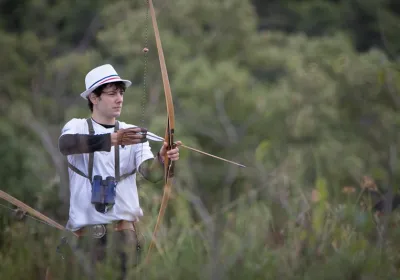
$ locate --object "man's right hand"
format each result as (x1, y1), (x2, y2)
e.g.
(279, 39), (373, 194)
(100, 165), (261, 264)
(111, 127), (148, 146)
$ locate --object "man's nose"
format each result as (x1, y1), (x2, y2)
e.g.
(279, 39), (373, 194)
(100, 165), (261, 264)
(116, 92), (123, 103)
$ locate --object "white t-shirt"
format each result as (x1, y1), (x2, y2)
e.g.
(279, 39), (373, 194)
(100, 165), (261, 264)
(60, 118), (154, 231)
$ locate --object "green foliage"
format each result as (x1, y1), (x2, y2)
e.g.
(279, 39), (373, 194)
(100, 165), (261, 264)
(1, 0), (400, 279)
(254, 0), (400, 56)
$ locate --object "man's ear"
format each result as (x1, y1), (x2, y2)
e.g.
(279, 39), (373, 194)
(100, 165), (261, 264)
(89, 93), (98, 104)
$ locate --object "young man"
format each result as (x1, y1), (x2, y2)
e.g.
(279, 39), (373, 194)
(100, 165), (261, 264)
(58, 64), (180, 279)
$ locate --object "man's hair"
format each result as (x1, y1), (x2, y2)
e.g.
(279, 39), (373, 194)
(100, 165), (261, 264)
(87, 81), (126, 112)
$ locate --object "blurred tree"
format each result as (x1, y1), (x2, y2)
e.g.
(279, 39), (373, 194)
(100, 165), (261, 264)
(252, 0), (400, 57)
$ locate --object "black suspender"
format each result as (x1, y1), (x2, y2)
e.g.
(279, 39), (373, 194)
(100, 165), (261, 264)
(88, 118), (95, 182)
(67, 118), (136, 183)
(114, 121), (120, 181)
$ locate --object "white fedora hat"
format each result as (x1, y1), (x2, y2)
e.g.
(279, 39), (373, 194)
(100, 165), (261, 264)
(80, 64), (132, 99)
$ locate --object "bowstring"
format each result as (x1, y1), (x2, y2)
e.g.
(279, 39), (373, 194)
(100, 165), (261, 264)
(139, 0), (150, 181)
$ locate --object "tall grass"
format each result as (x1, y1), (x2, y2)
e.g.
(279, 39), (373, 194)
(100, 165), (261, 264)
(1, 179), (400, 280)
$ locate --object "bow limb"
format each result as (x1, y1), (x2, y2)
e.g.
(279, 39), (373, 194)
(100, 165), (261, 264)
(0, 190), (77, 236)
(145, 0), (176, 263)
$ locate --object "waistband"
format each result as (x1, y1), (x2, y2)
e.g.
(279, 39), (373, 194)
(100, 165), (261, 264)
(74, 220), (135, 239)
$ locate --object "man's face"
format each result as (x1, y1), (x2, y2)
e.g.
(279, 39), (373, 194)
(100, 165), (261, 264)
(91, 83), (124, 118)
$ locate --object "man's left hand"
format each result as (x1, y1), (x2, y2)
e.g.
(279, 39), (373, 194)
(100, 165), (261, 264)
(159, 141), (182, 161)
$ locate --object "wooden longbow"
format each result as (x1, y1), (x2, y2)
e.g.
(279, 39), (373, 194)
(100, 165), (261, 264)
(144, 0), (175, 263)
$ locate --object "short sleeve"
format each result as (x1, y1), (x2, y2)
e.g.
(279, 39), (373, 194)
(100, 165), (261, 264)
(58, 119), (87, 165)
(60, 118), (85, 136)
(132, 141), (154, 171)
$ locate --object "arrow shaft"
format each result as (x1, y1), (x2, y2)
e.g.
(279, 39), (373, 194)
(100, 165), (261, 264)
(180, 144), (246, 168)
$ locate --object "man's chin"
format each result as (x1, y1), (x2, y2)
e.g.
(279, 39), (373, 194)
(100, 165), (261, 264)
(111, 112), (121, 118)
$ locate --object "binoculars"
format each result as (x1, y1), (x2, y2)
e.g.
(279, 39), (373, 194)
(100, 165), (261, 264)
(91, 175), (117, 213)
